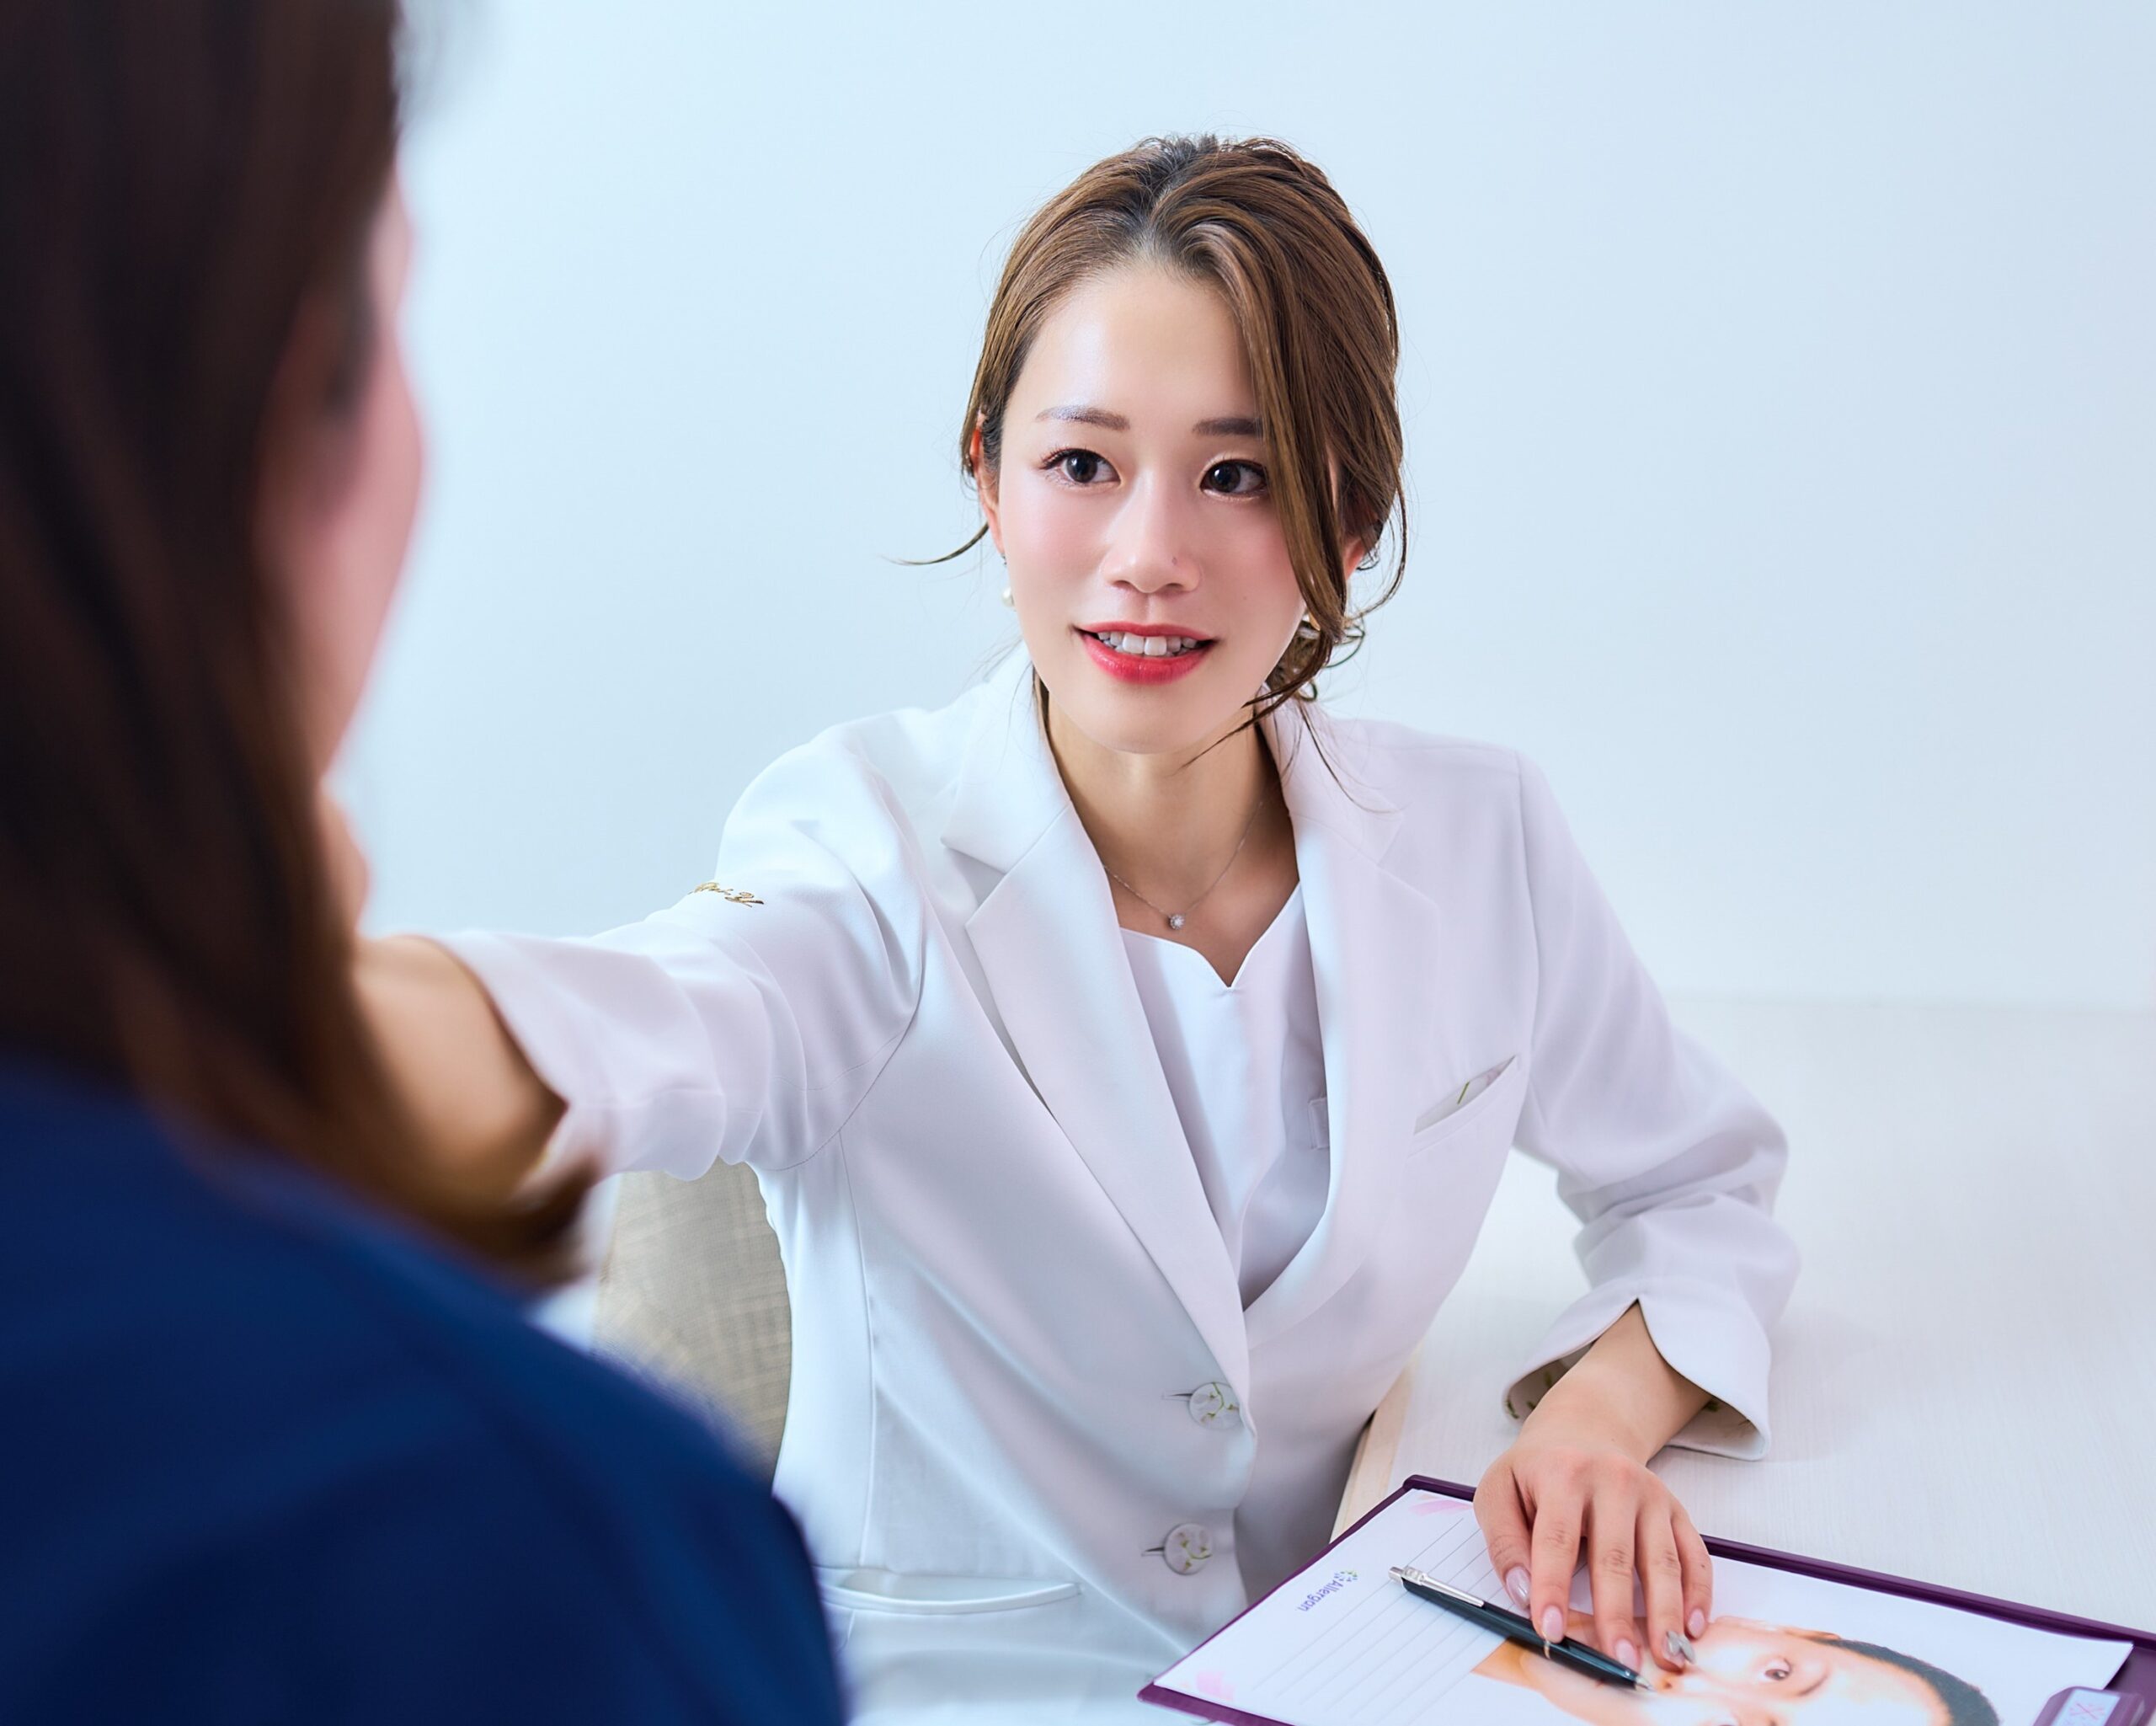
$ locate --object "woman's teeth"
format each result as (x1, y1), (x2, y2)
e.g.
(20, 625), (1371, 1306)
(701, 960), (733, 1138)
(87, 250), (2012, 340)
(1090, 631), (1204, 658)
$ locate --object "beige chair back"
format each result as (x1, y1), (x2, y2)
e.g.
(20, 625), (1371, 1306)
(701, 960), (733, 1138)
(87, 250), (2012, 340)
(592, 1162), (791, 1480)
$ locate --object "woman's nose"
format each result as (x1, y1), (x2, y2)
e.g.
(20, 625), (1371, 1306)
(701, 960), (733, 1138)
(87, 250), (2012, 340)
(1101, 478), (1197, 595)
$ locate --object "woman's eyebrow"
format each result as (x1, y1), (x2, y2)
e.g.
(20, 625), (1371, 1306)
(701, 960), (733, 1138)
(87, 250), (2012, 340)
(1037, 404), (1128, 429)
(1032, 406), (1266, 438)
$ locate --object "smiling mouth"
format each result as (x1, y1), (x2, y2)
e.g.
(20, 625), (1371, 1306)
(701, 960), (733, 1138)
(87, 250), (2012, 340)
(1080, 628), (1209, 660)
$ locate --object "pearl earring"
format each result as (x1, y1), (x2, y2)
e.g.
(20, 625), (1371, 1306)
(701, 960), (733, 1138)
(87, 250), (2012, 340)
(1000, 587), (1015, 608)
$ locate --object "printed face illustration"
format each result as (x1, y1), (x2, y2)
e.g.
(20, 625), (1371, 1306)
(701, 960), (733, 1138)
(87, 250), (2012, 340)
(1482, 1611), (1977, 1726)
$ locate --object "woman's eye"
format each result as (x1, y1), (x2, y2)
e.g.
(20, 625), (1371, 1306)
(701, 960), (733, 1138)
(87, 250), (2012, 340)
(1203, 459), (1267, 496)
(1764, 1659), (1792, 1681)
(1049, 450), (1111, 485)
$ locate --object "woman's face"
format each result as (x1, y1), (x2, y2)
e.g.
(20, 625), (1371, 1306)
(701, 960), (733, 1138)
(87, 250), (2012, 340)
(273, 180), (424, 774)
(981, 262), (1313, 761)
(1510, 1612), (1956, 1726)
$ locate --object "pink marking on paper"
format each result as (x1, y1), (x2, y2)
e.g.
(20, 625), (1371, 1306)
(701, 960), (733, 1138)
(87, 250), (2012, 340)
(1190, 1670), (1236, 1702)
(1412, 1496), (1470, 1516)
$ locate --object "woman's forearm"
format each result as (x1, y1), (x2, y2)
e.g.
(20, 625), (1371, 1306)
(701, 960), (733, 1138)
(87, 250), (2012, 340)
(355, 935), (563, 1197)
(1522, 1303), (1709, 1463)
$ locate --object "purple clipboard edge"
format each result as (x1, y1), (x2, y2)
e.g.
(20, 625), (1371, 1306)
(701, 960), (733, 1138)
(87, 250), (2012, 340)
(1139, 1473), (2156, 1726)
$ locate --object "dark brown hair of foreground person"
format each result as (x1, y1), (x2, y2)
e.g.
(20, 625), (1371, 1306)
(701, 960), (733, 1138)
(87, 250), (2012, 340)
(0, 3), (585, 1282)
(947, 134), (1408, 717)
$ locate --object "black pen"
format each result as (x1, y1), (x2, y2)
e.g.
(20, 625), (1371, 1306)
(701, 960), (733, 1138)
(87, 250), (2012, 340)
(1389, 1566), (1652, 1692)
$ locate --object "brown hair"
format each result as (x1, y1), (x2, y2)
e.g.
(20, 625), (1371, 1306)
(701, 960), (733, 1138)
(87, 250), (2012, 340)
(0, 3), (584, 1284)
(953, 135), (1407, 713)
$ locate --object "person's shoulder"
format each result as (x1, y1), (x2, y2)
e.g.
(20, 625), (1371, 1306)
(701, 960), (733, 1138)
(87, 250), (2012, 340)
(1309, 708), (1529, 805)
(259, 1194), (844, 1718)
(209, 1131), (779, 1520)
(725, 660), (1013, 851)
(776, 664), (1003, 786)
(0, 1057), (774, 1518)
(1289, 710), (1549, 884)
(0, 1063), (842, 1719)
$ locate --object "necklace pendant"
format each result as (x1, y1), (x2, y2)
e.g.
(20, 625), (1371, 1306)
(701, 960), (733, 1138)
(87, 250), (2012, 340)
(1166, 913), (1187, 931)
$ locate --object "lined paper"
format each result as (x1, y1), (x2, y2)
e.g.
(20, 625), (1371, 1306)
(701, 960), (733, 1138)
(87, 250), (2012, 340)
(1152, 1491), (1504, 1725)
(1148, 1488), (2134, 1726)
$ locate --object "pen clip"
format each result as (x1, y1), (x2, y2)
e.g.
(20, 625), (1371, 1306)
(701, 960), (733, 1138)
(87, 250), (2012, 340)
(1388, 1567), (1484, 1609)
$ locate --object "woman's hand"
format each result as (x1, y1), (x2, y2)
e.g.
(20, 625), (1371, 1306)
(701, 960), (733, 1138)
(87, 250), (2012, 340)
(1473, 1306), (1713, 1676)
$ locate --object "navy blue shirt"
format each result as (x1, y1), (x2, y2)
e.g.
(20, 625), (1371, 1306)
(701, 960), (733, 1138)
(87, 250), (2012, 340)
(0, 1061), (846, 1723)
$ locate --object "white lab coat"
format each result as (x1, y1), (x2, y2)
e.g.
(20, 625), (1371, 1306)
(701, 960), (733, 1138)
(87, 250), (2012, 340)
(441, 652), (1796, 1724)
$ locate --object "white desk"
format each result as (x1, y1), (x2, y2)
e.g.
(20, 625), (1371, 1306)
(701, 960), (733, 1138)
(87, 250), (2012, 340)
(1337, 997), (2156, 1633)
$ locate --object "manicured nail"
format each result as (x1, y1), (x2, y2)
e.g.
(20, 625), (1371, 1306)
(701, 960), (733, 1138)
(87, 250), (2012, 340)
(1615, 1639), (1639, 1673)
(1540, 1606), (1566, 1643)
(1689, 1608), (1707, 1638)
(1664, 1629), (1695, 1666)
(1505, 1568), (1531, 1608)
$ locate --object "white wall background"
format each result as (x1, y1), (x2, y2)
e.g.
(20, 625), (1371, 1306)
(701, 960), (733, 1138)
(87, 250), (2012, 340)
(344, 1), (2156, 1012)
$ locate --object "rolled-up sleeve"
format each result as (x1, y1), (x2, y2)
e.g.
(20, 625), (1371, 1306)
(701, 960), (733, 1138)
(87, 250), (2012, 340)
(1502, 755), (1799, 1458)
(431, 741), (926, 1184)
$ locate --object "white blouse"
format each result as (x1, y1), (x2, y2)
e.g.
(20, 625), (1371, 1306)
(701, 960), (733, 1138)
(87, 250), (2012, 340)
(1121, 886), (1330, 1311)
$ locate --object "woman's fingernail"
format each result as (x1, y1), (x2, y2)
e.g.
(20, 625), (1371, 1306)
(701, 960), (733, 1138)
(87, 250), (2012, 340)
(1615, 1639), (1639, 1672)
(1665, 1629), (1695, 1666)
(1540, 1606), (1566, 1643)
(1689, 1608), (1707, 1638)
(1505, 1568), (1531, 1608)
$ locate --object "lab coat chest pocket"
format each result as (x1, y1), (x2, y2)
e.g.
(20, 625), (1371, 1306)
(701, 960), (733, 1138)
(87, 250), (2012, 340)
(1406, 1055), (1525, 1161)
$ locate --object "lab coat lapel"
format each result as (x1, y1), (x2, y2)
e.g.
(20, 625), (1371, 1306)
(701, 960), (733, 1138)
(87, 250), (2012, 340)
(944, 657), (1251, 1395)
(1244, 703), (1444, 1352)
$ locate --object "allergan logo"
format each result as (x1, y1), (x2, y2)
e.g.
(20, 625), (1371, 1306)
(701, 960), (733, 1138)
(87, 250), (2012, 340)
(1295, 1569), (1359, 1612)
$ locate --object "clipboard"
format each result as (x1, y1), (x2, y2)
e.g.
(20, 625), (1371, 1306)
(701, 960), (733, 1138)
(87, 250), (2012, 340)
(1140, 1474), (2156, 1726)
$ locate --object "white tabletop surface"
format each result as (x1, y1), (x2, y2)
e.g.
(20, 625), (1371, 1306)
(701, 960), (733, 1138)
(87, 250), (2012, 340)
(1337, 997), (2156, 1634)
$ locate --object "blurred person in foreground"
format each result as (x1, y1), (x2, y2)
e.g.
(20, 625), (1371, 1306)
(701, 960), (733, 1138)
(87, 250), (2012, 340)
(0, 5), (846, 1720)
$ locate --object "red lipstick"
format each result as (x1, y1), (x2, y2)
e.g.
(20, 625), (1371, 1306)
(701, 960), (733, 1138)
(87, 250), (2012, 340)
(1075, 623), (1214, 686)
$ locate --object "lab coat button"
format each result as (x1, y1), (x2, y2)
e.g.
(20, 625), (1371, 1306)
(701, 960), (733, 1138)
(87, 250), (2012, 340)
(1185, 1381), (1240, 1427)
(1156, 1523), (1214, 1575)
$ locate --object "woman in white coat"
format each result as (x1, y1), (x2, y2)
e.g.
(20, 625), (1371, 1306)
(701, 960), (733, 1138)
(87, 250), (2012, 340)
(361, 136), (1798, 1723)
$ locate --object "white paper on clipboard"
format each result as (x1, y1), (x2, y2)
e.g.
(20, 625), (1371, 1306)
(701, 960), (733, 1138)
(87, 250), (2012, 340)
(1146, 1487), (2131, 1726)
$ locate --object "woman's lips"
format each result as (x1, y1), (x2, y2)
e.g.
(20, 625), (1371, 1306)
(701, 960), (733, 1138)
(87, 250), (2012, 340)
(1076, 627), (1214, 684)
